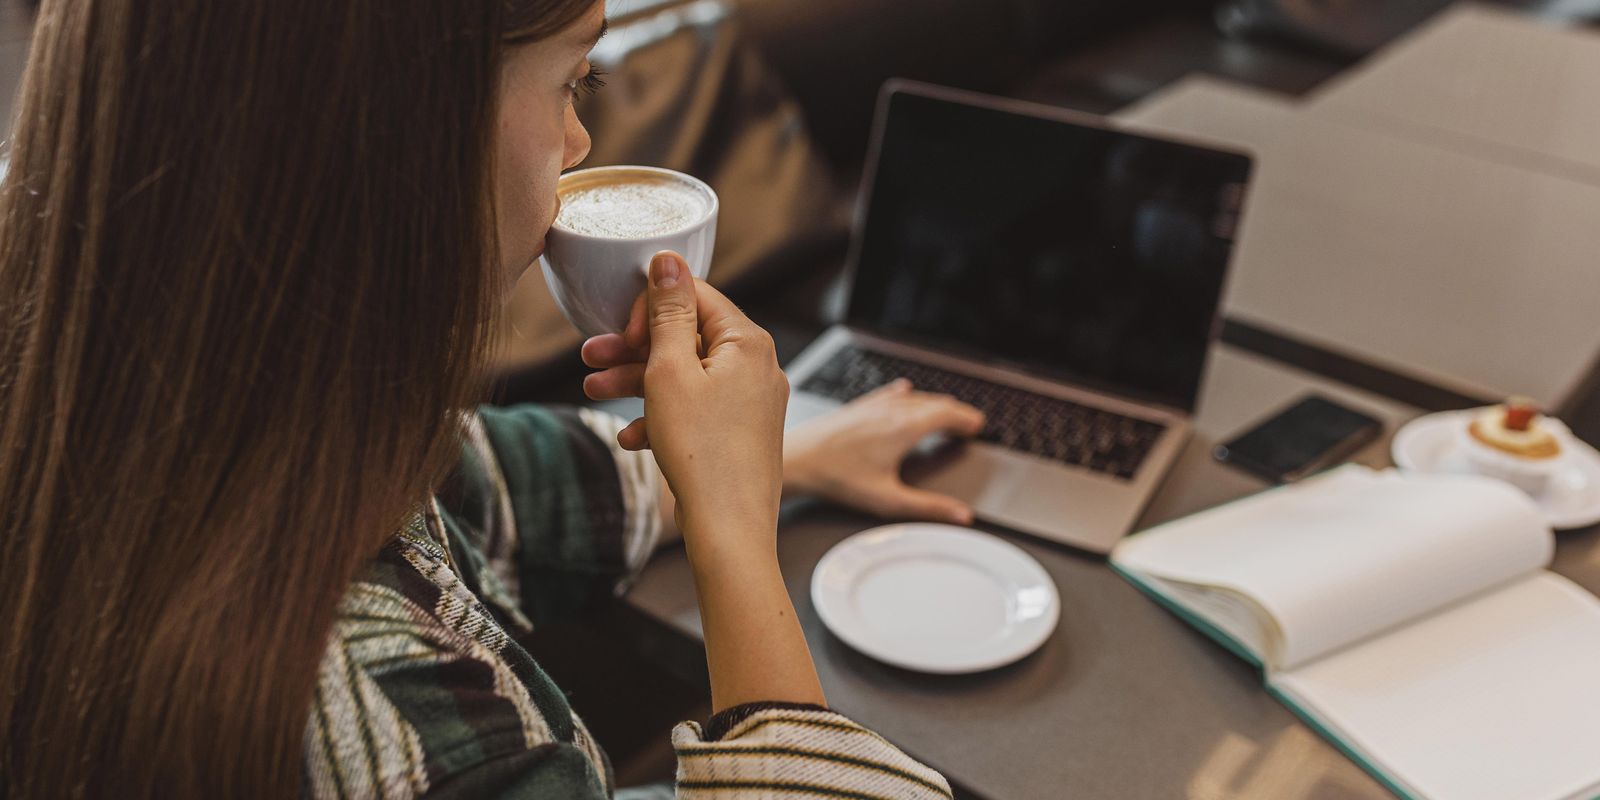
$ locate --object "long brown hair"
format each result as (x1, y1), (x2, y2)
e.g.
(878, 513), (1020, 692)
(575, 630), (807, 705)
(0, 0), (594, 796)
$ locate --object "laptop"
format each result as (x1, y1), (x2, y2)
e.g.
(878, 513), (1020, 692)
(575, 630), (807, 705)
(785, 80), (1254, 553)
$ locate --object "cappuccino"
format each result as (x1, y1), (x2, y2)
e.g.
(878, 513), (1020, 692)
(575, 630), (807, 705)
(540, 165), (718, 336)
(555, 170), (712, 239)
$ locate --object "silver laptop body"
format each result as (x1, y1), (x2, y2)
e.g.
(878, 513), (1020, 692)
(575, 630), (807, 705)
(785, 81), (1252, 553)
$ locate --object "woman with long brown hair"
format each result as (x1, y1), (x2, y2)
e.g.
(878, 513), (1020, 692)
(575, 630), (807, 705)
(0, 0), (988, 797)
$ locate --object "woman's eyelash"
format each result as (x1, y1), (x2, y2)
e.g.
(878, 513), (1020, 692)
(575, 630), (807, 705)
(573, 67), (607, 99)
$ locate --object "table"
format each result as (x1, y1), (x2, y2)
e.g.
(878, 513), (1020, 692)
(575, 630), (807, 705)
(1114, 76), (1600, 412)
(601, 341), (1600, 799)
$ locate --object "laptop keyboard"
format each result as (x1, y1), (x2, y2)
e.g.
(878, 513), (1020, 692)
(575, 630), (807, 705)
(797, 346), (1167, 480)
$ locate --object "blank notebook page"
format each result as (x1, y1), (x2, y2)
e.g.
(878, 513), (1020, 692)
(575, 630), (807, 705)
(1112, 468), (1549, 670)
(1272, 572), (1600, 800)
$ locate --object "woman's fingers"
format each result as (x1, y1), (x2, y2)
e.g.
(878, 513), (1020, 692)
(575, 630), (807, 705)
(581, 333), (646, 369)
(691, 279), (763, 356)
(616, 265), (749, 360)
(583, 363), (647, 401)
(871, 478), (974, 525)
(861, 377), (913, 400)
(617, 416), (650, 451)
(856, 380), (982, 441)
(644, 253), (703, 371)
(907, 392), (986, 438)
(623, 291), (649, 350)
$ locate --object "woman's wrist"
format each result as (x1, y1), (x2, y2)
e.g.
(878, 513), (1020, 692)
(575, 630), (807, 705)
(680, 517), (781, 581)
(687, 545), (784, 603)
(687, 536), (825, 711)
(781, 437), (823, 500)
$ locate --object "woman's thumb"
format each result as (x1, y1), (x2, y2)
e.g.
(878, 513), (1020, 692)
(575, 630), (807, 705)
(880, 480), (975, 526)
(646, 252), (699, 366)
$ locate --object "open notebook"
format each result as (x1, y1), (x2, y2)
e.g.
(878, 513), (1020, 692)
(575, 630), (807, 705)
(1110, 466), (1600, 800)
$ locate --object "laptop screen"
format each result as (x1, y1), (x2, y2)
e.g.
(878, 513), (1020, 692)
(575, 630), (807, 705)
(845, 86), (1252, 413)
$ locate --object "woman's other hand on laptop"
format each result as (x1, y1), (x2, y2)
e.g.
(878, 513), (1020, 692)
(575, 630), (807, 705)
(582, 315), (986, 527)
(784, 379), (985, 525)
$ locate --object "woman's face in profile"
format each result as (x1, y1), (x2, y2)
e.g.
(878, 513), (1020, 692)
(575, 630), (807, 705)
(494, 1), (605, 288)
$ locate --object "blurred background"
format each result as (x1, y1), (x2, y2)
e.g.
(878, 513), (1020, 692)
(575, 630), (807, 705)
(473, 0), (1600, 449)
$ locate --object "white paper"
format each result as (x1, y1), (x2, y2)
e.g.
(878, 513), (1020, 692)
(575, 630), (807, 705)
(1112, 467), (1551, 669)
(1272, 572), (1600, 800)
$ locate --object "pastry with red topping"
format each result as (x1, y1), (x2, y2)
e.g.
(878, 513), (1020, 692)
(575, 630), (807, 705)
(1467, 397), (1562, 460)
(1456, 397), (1570, 496)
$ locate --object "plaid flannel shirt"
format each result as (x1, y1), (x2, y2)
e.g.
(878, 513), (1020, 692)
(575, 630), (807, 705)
(302, 405), (951, 799)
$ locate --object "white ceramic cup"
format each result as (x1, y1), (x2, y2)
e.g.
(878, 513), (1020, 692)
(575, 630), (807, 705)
(538, 165), (718, 337)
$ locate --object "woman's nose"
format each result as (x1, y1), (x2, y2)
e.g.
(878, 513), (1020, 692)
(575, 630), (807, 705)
(563, 110), (591, 171)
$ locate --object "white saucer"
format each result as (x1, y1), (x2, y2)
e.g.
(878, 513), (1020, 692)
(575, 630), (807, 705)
(810, 524), (1059, 674)
(1391, 410), (1600, 530)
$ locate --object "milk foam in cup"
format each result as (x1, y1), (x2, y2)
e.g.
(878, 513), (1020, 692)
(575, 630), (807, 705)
(539, 166), (718, 337)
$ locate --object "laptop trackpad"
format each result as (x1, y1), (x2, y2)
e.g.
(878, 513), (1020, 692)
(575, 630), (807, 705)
(903, 444), (1024, 510)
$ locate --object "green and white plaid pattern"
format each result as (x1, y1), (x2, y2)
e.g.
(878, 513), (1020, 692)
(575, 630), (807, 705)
(303, 405), (950, 799)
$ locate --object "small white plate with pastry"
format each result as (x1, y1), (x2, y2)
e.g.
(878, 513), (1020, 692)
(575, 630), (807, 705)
(1392, 399), (1600, 530)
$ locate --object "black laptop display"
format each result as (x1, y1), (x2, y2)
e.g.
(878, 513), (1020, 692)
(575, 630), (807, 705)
(845, 90), (1253, 413)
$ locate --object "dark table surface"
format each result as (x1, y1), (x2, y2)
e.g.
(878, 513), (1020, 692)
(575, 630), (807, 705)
(597, 334), (1600, 800)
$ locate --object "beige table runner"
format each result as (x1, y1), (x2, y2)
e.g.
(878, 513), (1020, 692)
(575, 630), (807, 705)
(1307, 4), (1600, 184)
(1115, 76), (1600, 407)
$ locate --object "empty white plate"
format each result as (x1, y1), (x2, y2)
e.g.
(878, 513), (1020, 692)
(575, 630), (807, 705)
(810, 523), (1059, 674)
(1392, 410), (1600, 530)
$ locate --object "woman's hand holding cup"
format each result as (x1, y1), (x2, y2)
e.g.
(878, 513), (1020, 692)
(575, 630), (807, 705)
(584, 251), (788, 564)
(581, 255), (990, 534)
(585, 251), (823, 711)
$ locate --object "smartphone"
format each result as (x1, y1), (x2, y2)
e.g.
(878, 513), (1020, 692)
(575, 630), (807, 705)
(1214, 394), (1382, 483)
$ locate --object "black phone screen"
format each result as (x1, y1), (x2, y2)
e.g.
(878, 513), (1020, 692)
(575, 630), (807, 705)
(1214, 395), (1382, 483)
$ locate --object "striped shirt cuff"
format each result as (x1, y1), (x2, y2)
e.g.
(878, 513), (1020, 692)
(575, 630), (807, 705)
(672, 706), (952, 799)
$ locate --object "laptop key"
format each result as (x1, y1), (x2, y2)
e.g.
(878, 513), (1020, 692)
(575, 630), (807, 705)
(798, 346), (1167, 481)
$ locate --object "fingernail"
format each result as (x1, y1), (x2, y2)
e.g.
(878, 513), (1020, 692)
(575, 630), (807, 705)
(953, 508), (974, 525)
(651, 253), (681, 288)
